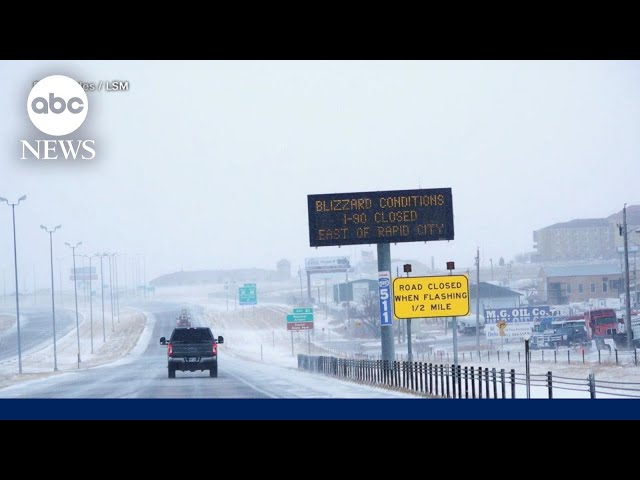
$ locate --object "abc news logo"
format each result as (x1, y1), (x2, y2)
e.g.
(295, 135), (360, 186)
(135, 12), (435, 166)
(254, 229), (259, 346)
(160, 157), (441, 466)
(21, 75), (95, 160)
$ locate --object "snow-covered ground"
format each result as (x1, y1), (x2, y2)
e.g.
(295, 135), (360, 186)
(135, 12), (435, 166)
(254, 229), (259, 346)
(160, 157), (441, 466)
(0, 314), (15, 333)
(3, 279), (637, 399)
(0, 307), (146, 390)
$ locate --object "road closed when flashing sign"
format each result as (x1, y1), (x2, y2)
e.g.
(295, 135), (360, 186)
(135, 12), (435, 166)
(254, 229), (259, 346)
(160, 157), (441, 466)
(392, 275), (469, 319)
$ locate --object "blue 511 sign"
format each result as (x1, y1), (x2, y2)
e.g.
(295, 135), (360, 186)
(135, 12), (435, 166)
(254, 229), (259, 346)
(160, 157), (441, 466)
(378, 271), (393, 326)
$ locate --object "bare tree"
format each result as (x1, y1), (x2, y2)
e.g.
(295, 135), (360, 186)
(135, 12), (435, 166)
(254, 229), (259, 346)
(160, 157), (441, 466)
(355, 291), (381, 338)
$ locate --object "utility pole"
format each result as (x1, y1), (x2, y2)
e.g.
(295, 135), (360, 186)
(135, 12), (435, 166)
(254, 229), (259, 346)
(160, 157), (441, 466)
(476, 247), (480, 352)
(621, 205), (633, 349)
(490, 258), (493, 281)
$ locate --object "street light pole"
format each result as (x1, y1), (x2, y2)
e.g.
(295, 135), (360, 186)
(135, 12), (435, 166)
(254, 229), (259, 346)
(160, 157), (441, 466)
(111, 253), (120, 323)
(65, 241), (82, 368)
(41, 225), (61, 371)
(121, 253), (127, 300)
(233, 281), (237, 310)
(98, 253), (106, 342)
(57, 257), (64, 307)
(107, 252), (115, 332)
(0, 195), (26, 374)
(81, 254), (98, 354)
(137, 254), (146, 299)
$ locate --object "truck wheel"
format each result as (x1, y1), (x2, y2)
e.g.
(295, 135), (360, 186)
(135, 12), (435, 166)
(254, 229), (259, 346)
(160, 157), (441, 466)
(209, 362), (218, 378)
(168, 365), (176, 378)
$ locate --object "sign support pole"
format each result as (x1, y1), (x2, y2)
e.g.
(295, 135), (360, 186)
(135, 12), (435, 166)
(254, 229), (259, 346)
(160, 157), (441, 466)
(291, 331), (294, 357)
(405, 267), (413, 363)
(449, 265), (458, 368)
(476, 247), (480, 352)
(378, 243), (395, 362)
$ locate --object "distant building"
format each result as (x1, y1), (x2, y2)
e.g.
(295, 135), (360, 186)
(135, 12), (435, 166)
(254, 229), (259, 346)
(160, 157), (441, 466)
(533, 218), (614, 261)
(537, 264), (623, 305)
(151, 268), (280, 286)
(333, 279), (378, 303)
(276, 259), (291, 280)
(532, 205), (640, 262)
(469, 282), (523, 314)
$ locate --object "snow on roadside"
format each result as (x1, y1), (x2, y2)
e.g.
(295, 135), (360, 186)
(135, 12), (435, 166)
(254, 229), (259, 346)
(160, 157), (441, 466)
(0, 314), (15, 333)
(0, 307), (147, 390)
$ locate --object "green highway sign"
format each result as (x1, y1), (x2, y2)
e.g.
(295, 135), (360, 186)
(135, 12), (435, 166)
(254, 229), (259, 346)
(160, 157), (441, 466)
(287, 313), (314, 322)
(239, 285), (257, 305)
(293, 308), (313, 314)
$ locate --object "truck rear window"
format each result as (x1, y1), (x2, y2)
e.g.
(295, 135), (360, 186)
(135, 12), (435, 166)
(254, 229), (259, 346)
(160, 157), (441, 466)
(171, 328), (213, 343)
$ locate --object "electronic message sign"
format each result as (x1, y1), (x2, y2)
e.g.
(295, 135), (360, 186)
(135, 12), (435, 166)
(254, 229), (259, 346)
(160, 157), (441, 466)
(307, 188), (454, 247)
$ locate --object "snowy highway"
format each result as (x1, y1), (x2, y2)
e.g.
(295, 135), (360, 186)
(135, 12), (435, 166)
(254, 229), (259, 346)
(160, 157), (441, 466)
(0, 302), (415, 399)
(0, 308), (77, 362)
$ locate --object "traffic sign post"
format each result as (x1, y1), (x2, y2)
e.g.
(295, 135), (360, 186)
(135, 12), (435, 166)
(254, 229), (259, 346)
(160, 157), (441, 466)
(403, 264), (413, 363)
(447, 262), (459, 370)
(307, 188), (455, 363)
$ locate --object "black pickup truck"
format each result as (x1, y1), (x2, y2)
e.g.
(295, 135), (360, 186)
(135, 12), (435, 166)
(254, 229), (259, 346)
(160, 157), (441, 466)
(160, 327), (224, 378)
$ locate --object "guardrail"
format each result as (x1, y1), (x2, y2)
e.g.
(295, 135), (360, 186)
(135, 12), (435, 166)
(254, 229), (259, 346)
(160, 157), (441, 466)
(297, 354), (640, 398)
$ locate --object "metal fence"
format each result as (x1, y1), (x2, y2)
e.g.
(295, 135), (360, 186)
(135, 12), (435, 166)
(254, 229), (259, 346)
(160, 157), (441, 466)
(354, 347), (640, 367)
(297, 354), (640, 398)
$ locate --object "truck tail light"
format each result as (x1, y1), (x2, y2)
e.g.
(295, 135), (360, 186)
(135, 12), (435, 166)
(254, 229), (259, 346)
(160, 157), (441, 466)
(212, 343), (218, 355)
(168, 343), (173, 357)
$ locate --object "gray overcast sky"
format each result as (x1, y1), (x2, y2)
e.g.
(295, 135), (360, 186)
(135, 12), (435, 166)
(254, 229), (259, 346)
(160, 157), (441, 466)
(1, 60), (639, 285)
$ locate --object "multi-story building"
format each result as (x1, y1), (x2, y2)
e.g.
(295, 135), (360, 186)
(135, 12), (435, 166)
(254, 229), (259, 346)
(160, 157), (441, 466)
(533, 205), (640, 262)
(533, 218), (614, 261)
(537, 264), (623, 305)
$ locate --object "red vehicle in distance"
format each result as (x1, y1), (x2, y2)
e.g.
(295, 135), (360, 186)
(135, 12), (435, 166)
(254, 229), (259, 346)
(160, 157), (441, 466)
(583, 308), (626, 349)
